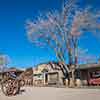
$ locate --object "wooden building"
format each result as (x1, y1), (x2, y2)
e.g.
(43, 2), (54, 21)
(33, 62), (100, 87)
(0, 67), (24, 84)
(33, 62), (64, 86)
(77, 63), (100, 86)
(19, 67), (33, 86)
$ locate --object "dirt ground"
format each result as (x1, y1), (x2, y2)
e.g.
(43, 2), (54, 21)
(0, 87), (100, 100)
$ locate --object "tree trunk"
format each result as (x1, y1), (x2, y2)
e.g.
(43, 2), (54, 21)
(68, 37), (78, 88)
(69, 68), (75, 87)
(67, 38), (75, 87)
(68, 47), (73, 65)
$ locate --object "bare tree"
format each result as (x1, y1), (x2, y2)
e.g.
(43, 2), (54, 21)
(26, 0), (100, 87)
(77, 48), (97, 64)
(0, 54), (10, 72)
(0, 54), (10, 85)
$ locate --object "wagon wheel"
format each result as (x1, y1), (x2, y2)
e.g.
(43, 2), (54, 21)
(1, 80), (8, 95)
(12, 80), (20, 95)
(20, 80), (25, 87)
(1, 79), (13, 96)
(1, 79), (20, 96)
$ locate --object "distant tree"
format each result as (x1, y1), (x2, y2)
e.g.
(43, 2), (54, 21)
(0, 54), (10, 73)
(0, 54), (10, 87)
(26, 0), (100, 87)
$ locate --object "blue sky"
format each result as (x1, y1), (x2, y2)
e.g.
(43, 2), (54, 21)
(0, 0), (100, 68)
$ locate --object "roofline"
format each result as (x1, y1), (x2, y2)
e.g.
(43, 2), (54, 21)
(77, 63), (100, 70)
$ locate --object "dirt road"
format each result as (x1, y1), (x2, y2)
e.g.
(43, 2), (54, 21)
(0, 87), (100, 100)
